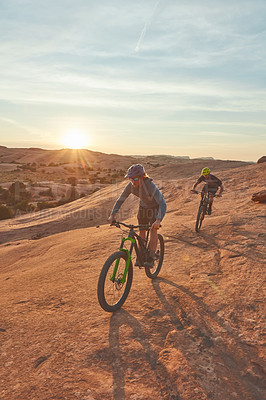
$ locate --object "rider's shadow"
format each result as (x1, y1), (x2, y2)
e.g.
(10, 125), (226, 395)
(150, 277), (265, 400)
(109, 309), (179, 400)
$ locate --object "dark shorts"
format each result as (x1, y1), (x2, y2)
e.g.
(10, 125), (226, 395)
(202, 184), (218, 195)
(137, 206), (159, 230)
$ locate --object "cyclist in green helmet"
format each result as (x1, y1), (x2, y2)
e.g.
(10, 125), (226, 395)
(191, 167), (224, 215)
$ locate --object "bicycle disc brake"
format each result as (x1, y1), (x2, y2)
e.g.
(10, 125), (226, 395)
(114, 273), (124, 290)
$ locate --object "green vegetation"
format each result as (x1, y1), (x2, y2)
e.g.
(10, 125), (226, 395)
(0, 182), (34, 220)
(0, 162), (126, 220)
(0, 204), (13, 220)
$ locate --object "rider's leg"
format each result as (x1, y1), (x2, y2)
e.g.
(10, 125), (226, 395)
(139, 206), (159, 267)
(201, 184), (208, 204)
(144, 228), (158, 267)
(139, 230), (146, 241)
(208, 192), (214, 215)
(149, 227), (158, 256)
(134, 230), (147, 266)
(148, 207), (159, 260)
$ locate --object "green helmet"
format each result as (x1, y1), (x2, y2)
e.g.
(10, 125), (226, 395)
(201, 167), (210, 176)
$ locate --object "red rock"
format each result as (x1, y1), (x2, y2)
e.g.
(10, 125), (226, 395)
(251, 190), (266, 203)
(257, 156), (266, 163)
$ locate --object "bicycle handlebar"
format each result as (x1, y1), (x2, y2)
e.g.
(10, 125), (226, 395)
(111, 221), (151, 230)
(191, 190), (218, 197)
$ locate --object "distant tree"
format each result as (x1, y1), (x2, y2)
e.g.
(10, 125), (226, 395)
(8, 181), (31, 204)
(9, 181), (26, 194)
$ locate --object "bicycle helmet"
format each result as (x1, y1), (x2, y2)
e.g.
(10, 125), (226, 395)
(125, 164), (146, 178)
(201, 167), (210, 176)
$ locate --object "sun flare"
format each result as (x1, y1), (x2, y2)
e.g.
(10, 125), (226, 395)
(62, 130), (89, 149)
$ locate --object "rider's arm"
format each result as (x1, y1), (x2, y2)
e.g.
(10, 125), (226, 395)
(151, 219), (161, 230)
(110, 183), (132, 217)
(192, 176), (203, 190)
(218, 184), (224, 195)
(149, 181), (167, 221)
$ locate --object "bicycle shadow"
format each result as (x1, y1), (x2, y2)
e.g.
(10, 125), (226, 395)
(150, 277), (265, 400)
(109, 309), (180, 400)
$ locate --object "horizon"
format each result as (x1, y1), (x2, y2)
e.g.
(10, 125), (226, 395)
(0, 1), (265, 162)
(0, 144), (258, 163)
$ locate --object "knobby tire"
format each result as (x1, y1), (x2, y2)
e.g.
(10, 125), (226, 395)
(145, 234), (165, 279)
(97, 251), (133, 312)
(195, 205), (206, 232)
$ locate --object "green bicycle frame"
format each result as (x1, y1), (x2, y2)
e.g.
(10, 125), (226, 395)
(110, 236), (135, 284)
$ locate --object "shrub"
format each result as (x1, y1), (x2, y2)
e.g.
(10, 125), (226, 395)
(0, 205), (13, 220)
(14, 200), (34, 212)
(8, 181), (31, 203)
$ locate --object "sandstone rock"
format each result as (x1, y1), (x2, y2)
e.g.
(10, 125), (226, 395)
(257, 156), (266, 163)
(251, 190), (266, 203)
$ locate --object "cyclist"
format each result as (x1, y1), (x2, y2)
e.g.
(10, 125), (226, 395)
(191, 167), (224, 215)
(108, 164), (166, 267)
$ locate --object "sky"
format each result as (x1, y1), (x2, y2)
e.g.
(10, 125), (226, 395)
(0, 0), (265, 161)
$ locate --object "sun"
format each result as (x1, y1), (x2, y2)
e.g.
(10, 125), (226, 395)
(62, 130), (89, 149)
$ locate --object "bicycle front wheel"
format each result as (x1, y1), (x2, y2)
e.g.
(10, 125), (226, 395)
(195, 205), (206, 232)
(145, 234), (164, 279)
(97, 251), (133, 312)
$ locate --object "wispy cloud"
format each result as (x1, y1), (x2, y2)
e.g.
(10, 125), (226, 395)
(135, 0), (161, 53)
(0, 116), (33, 133)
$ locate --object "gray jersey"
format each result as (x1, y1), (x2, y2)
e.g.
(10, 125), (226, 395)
(111, 178), (166, 221)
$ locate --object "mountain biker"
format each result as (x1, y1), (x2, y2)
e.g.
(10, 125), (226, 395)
(191, 167), (224, 215)
(108, 164), (166, 268)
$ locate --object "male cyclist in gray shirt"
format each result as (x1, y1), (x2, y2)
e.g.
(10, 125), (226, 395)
(108, 164), (166, 268)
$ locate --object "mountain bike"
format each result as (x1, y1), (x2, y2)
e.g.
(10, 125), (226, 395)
(97, 221), (165, 312)
(192, 189), (216, 232)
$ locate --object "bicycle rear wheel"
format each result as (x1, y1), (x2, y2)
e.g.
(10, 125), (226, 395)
(145, 234), (164, 279)
(195, 205), (206, 232)
(97, 251), (133, 312)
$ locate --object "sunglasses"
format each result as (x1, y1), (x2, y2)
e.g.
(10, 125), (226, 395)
(130, 177), (139, 182)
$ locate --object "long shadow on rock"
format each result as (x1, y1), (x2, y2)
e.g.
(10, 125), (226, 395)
(151, 278), (265, 400)
(109, 309), (180, 400)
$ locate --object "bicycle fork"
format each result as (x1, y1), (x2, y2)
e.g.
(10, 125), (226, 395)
(110, 237), (135, 284)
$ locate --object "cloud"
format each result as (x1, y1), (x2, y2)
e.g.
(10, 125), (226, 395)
(135, 0), (162, 52)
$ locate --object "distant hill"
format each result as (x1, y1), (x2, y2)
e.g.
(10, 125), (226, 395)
(0, 147), (136, 170)
(0, 146), (253, 173)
